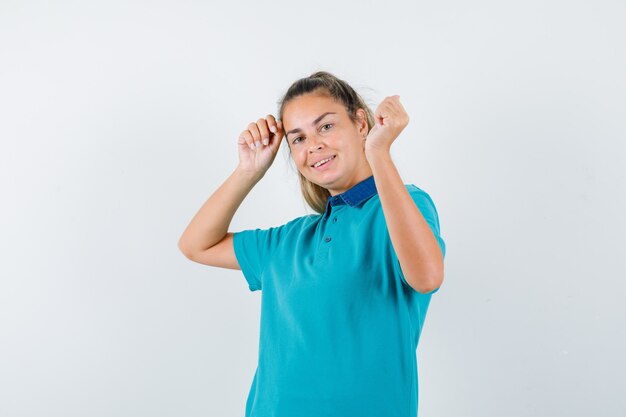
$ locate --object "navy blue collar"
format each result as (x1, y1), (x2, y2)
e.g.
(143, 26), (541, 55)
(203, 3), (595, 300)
(323, 175), (378, 218)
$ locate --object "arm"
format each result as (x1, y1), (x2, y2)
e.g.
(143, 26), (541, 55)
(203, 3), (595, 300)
(177, 168), (262, 269)
(363, 95), (443, 293)
(367, 151), (444, 293)
(178, 114), (285, 269)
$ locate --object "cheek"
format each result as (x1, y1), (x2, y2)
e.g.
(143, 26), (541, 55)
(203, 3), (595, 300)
(293, 150), (307, 166)
(296, 150), (308, 163)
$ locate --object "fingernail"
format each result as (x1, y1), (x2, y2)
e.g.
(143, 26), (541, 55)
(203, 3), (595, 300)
(255, 140), (261, 148)
(249, 143), (255, 151)
(262, 138), (269, 146)
(270, 126), (277, 133)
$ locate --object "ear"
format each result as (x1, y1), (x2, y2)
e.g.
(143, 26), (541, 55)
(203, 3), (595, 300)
(356, 108), (369, 136)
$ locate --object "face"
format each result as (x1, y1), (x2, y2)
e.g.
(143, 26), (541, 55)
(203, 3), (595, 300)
(282, 93), (372, 196)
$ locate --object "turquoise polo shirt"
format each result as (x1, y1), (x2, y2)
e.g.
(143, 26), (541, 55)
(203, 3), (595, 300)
(233, 175), (446, 417)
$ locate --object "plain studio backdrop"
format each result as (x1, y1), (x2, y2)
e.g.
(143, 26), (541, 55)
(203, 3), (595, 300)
(1, 0), (624, 416)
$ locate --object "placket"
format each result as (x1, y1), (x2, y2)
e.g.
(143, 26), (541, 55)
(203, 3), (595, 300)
(314, 205), (344, 266)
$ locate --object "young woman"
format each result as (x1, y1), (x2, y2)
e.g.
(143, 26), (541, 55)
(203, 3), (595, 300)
(178, 71), (446, 417)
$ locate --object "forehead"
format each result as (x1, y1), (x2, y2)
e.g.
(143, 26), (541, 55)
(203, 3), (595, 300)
(282, 94), (346, 123)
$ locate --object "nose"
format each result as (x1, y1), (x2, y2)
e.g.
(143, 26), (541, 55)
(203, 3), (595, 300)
(307, 135), (324, 153)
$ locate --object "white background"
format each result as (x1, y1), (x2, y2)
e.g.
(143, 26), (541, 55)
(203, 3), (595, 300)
(1, 0), (624, 416)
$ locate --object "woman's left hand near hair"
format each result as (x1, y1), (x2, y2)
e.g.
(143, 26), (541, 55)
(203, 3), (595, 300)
(364, 95), (409, 155)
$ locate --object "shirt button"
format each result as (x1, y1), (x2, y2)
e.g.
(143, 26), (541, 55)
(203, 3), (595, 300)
(324, 236), (332, 243)
(333, 217), (338, 222)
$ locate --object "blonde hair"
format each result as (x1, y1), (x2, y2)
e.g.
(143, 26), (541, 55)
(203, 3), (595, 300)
(277, 71), (376, 214)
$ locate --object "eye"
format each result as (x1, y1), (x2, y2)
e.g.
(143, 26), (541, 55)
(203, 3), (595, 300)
(291, 124), (332, 144)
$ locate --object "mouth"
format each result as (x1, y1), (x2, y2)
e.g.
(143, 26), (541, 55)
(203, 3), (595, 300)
(311, 155), (336, 170)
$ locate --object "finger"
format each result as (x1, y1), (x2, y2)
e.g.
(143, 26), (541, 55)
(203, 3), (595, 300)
(239, 130), (256, 151)
(378, 101), (400, 118)
(257, 117), (270, 146)
(374, 105), (387, 122)
(266, 114), (278, 136)
(269, 119), (284, 149)
(384, 96), (401, 111)
(378, 98), (408, 126)
(248, 122), (262, 149)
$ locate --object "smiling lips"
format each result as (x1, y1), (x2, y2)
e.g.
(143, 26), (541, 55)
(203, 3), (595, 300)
(311, 155), (336, 168)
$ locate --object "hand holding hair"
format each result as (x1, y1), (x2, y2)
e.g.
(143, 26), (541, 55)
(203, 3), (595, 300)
(237, 114), (285, 178)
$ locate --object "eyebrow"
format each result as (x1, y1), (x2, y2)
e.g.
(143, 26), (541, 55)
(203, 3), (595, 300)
(286, 112), (336, 136)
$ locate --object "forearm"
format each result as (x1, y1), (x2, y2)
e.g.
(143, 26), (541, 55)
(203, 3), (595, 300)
(178, 167), (262, 255)
(366, 150), (443, 292)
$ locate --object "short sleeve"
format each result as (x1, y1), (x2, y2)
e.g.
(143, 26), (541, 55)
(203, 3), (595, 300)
(233, 225), (286, 292)
(391, 185), (446, 295)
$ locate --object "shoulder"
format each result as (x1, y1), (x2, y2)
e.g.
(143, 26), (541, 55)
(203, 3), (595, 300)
(368, 183), (438, 206)
(239, 212), (319, 237)
(367, 183), (442, 225)
(405, 183), (429, 196)
(282, 212), (320, 230)
(404, 184), (440, 208)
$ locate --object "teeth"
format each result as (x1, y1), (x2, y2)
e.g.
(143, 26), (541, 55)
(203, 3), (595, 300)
(313, 156), (334, 168)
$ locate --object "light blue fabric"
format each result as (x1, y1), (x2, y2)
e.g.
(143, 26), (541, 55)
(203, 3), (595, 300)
(233, 175), (446, 417)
